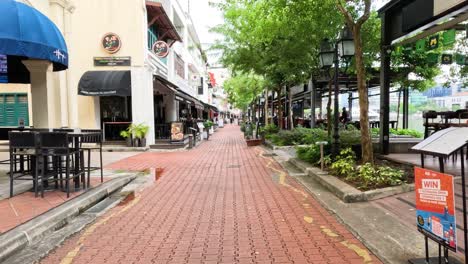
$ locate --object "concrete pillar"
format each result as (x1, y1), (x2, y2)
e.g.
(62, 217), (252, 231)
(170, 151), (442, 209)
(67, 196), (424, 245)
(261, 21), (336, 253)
(165, 93), (177, 122)
(131, 67), (155, 146)
(22, 60), (59, 128)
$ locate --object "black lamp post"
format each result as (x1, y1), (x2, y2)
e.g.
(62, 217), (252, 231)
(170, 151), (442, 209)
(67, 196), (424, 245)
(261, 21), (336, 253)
(319, 26), (355, 157)
(259, 94), (265, 125)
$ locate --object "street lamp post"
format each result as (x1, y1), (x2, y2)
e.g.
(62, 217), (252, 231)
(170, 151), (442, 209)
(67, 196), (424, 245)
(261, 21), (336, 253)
(319, 27), (355, 157)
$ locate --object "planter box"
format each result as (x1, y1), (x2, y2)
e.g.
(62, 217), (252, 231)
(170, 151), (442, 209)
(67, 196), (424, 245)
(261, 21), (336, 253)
(246, 139), (263, 147)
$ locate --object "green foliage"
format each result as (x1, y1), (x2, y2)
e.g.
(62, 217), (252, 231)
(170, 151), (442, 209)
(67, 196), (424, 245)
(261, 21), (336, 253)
(269, 128), (329, 146)
(297, 144), (332, 165)
(330, 148), (356, 177)
(223, 73), (265, 111)
(262, 124), (279, 135)
(338, 129), (361, 147)
(244, 123), (256, 138)
(121, 123), (149, 139)
(204, 120), (214, 129)
(131, 123), (149, 139)
(213, 0), (342, 90)
(120, 129), (131, 139)
(240, 122), (246, 132)
(390, 128), (423, 138)
(329, 148), (406, 190)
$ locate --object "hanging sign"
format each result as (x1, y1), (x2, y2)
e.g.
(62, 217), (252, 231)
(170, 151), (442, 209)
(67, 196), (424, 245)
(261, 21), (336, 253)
(415, 167), (457, 251)
(441, 54), (453, 65)
(415, 39), (426, 52)
(442, 29), (456, 46)
(102, 33), (122, 54)
(152, 41), (170, 58)
(428, 35), (439, 50)
(171, 122), (184, 141)
(0, 55), (7, 83)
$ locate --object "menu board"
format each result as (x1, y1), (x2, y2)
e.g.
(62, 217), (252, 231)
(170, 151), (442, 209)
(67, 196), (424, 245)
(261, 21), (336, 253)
(0, 55), (7, 83)
(415, 167), (457, 251)
(171, 122), (184, 141)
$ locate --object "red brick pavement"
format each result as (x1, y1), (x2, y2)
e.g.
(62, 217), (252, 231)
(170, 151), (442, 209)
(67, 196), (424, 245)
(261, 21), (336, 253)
(40, 125), (381, 264)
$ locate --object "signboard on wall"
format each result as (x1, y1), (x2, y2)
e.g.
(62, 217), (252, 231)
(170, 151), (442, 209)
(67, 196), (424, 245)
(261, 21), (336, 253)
(415, 167), (457, 251)
(94, 57), (131, 66)
(171, 122), (184, 141)
(0, 55), (7, 83)
(102, 33), (122, 54)
(153, 41), (170, 58)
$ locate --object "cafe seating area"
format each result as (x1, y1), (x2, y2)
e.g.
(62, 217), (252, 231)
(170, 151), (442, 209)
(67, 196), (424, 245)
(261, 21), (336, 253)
(423, 109), (468, 138)
(7, 128), (103, 198)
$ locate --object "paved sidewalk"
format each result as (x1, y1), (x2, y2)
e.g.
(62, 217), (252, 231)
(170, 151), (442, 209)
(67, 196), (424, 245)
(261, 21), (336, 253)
(41, 125), (381, 264)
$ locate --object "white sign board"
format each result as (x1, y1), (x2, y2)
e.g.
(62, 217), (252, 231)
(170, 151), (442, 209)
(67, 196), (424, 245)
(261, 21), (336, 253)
(434, 0), (465, 16)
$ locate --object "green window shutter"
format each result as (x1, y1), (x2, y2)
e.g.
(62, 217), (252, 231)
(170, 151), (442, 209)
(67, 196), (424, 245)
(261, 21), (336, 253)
(0, 93), (29, 127)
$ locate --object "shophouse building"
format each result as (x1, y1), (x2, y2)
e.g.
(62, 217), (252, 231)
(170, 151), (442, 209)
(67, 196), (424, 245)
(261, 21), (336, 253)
(0, 0), (212, 146)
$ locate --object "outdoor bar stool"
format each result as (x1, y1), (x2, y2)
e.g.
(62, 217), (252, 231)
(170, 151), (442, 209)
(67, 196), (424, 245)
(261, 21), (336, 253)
(39, 132), (81, 198)
(81, 130), (103, 187)
(8, 131), (41, 197)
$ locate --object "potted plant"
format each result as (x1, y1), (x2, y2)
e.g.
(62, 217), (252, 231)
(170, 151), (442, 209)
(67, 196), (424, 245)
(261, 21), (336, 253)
(120, 129), (133, 147)
(244, 123), (262, 146)
(132, 123), (150, 147)
(203, 120), (213, 140)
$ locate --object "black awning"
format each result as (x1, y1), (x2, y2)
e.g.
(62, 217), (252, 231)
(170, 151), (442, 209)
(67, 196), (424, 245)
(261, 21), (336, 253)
(78, 71), (131, 96)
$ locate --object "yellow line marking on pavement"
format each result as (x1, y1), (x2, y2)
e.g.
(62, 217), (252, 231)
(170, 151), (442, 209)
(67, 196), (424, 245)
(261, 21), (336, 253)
(320, 226), (340, 237)
(257, 149), (374, 263)
(341, 241), (373, 263)
(60, 195), (141, 264)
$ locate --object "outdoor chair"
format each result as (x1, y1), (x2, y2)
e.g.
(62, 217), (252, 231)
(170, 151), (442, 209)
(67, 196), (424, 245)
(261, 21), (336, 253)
(456, 110), (468, 124)
(423, 111), (439, 138)
(39, 132), (81, 198)
(81, 130), (103, 187)
(8, 131), (41, 197)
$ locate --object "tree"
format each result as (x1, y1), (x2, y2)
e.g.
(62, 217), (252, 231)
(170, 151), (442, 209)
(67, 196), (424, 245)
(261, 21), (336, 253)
(223, 73), (265, 116)
(336, 0), (373, 163)
(213, 0), (342, 129)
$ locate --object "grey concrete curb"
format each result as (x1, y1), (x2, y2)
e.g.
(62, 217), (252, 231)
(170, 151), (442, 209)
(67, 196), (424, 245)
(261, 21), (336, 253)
(289, 158), (414, 203)
(102, 146), (149, 152)
(0, 173), (137, 262)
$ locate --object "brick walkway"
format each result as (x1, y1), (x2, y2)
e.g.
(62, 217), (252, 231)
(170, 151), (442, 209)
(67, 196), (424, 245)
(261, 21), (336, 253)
(41, 125), (381, 264)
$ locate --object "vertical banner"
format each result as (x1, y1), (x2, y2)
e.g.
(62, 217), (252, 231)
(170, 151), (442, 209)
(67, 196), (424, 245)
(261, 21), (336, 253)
(415, 167), (457, 251)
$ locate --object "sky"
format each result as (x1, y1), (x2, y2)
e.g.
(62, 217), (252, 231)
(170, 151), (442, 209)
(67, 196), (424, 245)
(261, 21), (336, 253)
(189, 0), (391, 45)
(189, 0), (224, 45)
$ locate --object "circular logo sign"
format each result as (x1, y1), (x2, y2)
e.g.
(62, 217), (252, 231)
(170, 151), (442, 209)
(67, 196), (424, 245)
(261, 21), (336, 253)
(102, 33), (122, 54)
(152, 41), (170, 58)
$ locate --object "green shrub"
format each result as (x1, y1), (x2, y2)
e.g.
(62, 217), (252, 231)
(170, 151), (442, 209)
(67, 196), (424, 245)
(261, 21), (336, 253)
(330, 148), (356, 177)
(269, 127), (329, 146)
(347, 163), (405, 189)
(338, 129), (361, 147)
(240, 122), (246, 132)
(263, 124), (279, 135)
(296, 144), (331, 164)
(390, 128), (422, 138)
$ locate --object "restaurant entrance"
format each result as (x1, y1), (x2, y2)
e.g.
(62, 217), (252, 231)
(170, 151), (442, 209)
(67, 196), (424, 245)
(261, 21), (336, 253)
(100, 96), (132, 141)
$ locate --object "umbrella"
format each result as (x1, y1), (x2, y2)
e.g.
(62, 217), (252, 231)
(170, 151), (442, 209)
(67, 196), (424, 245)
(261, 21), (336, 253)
(0, 0), (68, 84)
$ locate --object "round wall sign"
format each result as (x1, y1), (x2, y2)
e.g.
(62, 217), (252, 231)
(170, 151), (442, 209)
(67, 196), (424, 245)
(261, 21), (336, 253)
(152, 41), (170, 58)
(101, 33), (122, 54)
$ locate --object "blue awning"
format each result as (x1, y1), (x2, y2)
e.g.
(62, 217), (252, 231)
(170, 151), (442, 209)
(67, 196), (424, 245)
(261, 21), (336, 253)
(0, 0), (68, 81)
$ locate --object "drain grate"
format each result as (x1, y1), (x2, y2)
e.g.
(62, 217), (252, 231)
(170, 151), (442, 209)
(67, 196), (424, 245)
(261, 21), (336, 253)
(263, 153), (277, 157)
(227, 164), (241, 169)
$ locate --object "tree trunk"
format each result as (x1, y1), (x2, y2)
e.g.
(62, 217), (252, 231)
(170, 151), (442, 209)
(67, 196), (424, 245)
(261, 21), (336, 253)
(396, 88), (402, 129)
(277, 87), (283, 129)
(354, 26), (374, 164)
(327, 80), (333, 139)
(288, 86), (293, 130)
(265, 91), (269, 126)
